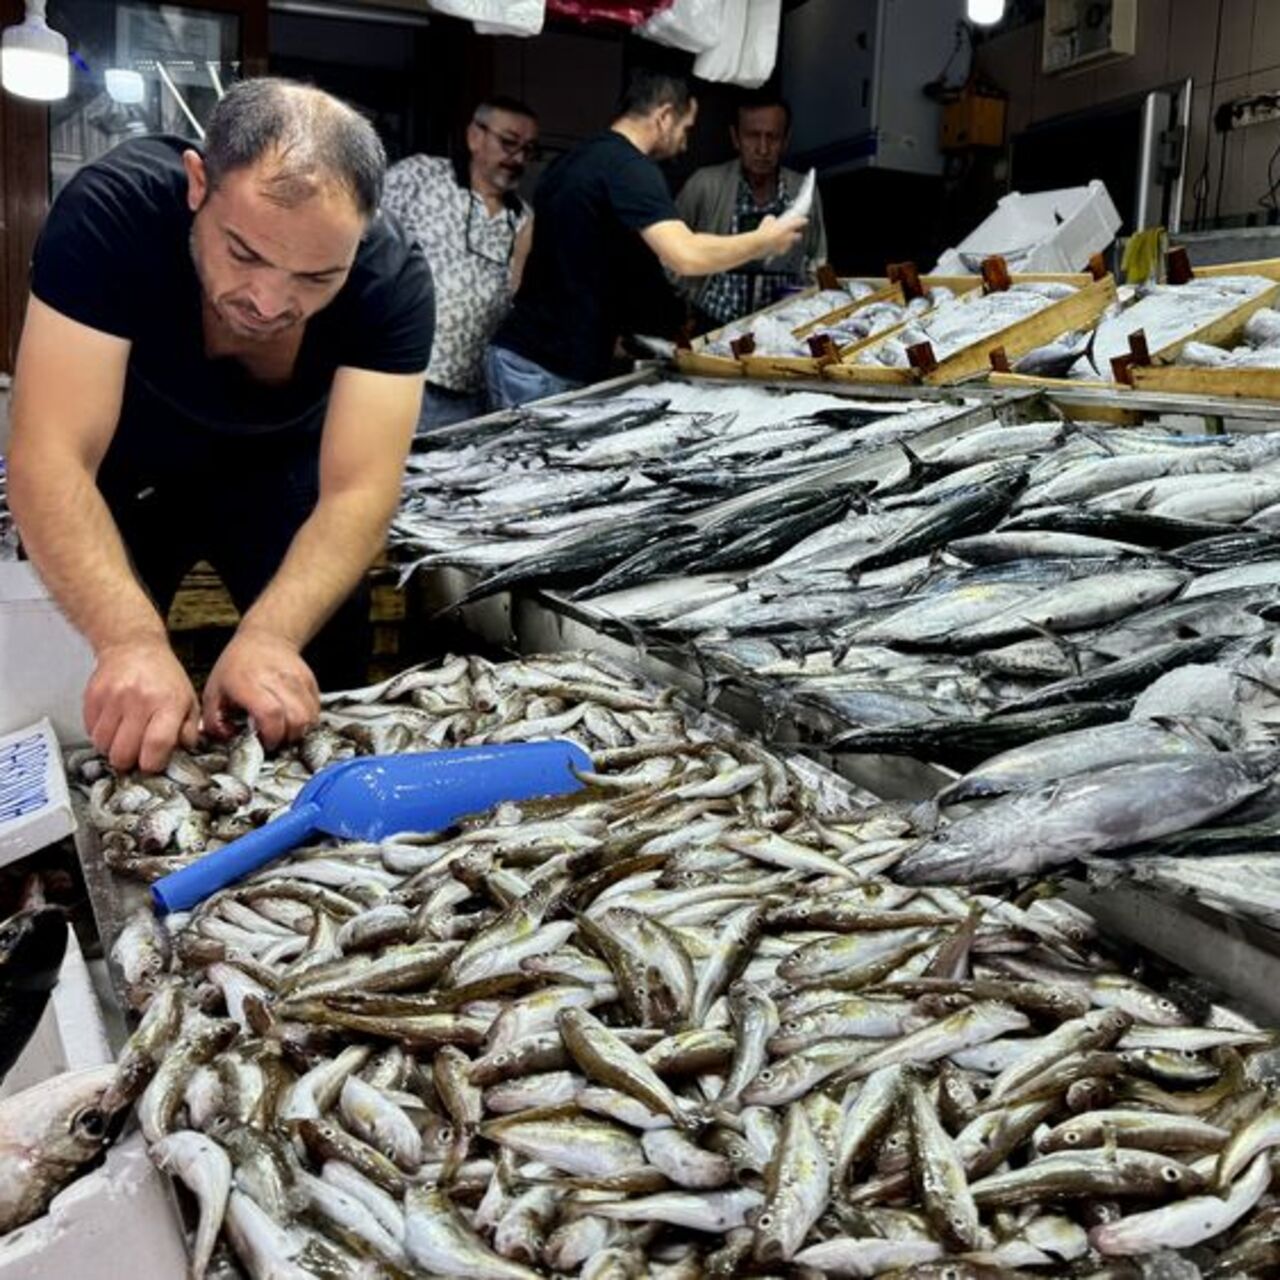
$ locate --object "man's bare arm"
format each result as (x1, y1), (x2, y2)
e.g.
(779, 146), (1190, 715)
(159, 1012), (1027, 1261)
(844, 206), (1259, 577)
(201, 366), (421, 743)
(8, 298), (198, 770)
(10, 299), (162, 647)
(642, 214), (806, 279)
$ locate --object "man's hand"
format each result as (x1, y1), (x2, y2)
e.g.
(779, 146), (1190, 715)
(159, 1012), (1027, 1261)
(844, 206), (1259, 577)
(203, 627), (320, 748)
(755, 213), (807, 260)
(85, 636), (200, 774)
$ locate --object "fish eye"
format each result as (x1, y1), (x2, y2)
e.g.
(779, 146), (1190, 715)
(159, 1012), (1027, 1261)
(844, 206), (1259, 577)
(74, 1108), (107, 1140)
(1162, 1165), (1182, 1183)
(758, 1070), (773, 1082)
(757, 1213), (773, 1230)
(438, 1126), (454, 1143)
(1064, 1130), (1080, 1144)
(784, 1021), (799, 1032)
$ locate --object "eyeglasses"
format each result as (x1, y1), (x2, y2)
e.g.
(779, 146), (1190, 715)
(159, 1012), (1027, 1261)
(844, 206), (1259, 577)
(465, 195), (518, 267)
(475, 120), (540, 161)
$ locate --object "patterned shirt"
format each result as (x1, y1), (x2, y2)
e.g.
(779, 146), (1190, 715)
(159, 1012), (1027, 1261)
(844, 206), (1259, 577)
(382, 154), (528, 392)
(699, 174), (797, 327)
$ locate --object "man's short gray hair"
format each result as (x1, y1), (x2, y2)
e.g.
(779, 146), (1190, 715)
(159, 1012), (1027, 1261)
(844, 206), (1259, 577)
(203, 77), (385, 216)
(472, 96), (538, 127)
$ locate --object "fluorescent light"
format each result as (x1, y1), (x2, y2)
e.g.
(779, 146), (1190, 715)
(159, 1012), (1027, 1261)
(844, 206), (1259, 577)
(105, 68), (145, 104)
(967, 0), (1005, 25)
(1, 0), (69, 101)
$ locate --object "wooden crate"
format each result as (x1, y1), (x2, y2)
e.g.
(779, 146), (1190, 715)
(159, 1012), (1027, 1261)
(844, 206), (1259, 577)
(738, 282), (904, 380)
(996, 271), (1280, 399)
(827, 274), (1116, 387)
(674, 279), (849, 380)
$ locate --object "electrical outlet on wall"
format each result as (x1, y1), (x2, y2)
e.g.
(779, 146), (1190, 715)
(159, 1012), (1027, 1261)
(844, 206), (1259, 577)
(1215, 93), (1280, 133)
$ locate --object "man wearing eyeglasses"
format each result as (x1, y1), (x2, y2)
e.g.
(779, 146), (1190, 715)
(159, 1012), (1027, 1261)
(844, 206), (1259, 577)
(488, 70), (805, 409)
(384, 98), (538, 432)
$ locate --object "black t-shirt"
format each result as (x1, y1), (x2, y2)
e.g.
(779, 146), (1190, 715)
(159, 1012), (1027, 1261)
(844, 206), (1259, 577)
(30, 136), (433, 493)
(494, 131), (682, 384)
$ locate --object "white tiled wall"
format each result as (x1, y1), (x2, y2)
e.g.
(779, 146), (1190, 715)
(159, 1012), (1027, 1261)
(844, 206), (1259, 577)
(976, 0), (1280, 225)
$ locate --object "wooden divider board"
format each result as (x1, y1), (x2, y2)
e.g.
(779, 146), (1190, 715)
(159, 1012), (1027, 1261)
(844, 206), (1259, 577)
(1133, 364), (1280, 400)
(826, 275), (1117, 387)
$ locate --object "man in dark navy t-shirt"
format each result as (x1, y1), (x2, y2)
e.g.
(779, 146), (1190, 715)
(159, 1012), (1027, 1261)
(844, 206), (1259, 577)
(9, 78), (432, 774)
(488, 69), (806, 406)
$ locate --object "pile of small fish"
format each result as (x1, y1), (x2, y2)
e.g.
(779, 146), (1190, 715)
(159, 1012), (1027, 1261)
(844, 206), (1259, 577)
(855, 282), (1079, 370)
(389, 381), (974, 592)
(60, 653), (1280, 1277)
(1172, 307), (1280, 372)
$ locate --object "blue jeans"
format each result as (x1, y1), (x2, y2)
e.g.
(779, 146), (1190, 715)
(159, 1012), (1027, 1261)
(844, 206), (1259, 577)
(485, 345), (584, 410)
(418, 383), (489, 434)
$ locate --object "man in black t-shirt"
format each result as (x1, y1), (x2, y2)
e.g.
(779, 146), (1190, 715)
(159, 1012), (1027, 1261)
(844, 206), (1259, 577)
(488, 70), (806, 406)
(8, 78), (432, 774)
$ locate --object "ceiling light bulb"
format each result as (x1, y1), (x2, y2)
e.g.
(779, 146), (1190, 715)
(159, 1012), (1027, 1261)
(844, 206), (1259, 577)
(967, 0), (1006, 26)
(2, 0), (69, 101)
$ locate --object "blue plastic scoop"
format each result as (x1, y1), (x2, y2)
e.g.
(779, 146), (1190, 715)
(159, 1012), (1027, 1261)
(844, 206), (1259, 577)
(150, 740), (592, 914)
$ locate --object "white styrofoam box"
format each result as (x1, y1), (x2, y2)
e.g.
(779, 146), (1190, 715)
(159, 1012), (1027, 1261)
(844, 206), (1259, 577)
(0, 720), (76, 871)
(0, 930), (109, 1100)
(0, 931), (190, 1278)
(933, 181), (1122, 275)
(0, 1134), (189, 1278)
(0, 563), (94, 745)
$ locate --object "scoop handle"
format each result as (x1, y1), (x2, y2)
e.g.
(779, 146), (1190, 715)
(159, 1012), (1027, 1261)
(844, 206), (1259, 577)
(150, 802), (321, 914)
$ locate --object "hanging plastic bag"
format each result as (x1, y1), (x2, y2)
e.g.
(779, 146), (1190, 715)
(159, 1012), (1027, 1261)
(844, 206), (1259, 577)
(546, 0), (673, 27)
(693, 0), (778, 86)
(638, 0), (726, 53)
(692, 0), (747, 82)
(429, 0), (545, 37)
(733, 0), (780, 88)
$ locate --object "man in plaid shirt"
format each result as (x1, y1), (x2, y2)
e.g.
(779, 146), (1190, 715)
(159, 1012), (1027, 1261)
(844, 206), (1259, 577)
(676, 90), (828, 330)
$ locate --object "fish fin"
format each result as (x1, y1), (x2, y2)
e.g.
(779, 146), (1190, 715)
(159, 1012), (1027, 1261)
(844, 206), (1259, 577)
(1076, 422), (1119, 456)
(899, 441), (927, 487)
(1020, 618), (1082, 676)
(1100, 1120), (1119, 1164)
(1083, 326), (1099, 376)
(909, 797), (941, 834)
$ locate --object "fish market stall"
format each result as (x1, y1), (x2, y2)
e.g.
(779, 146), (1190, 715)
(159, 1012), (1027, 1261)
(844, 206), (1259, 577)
(62, 650), (1280, 1276)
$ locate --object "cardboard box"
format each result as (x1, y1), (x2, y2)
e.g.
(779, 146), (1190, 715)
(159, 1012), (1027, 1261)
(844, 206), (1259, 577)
(0, 564), (93, 745)
(941, 92), (1006, 150)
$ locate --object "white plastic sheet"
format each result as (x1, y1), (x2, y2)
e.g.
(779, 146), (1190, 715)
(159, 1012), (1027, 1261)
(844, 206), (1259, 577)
(692, 0), (746, 82)
(638, 0), (726, 53)
(429, 0), (546, 36)
(735, 0), (780, 88)
(692, 0), (779, 88)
